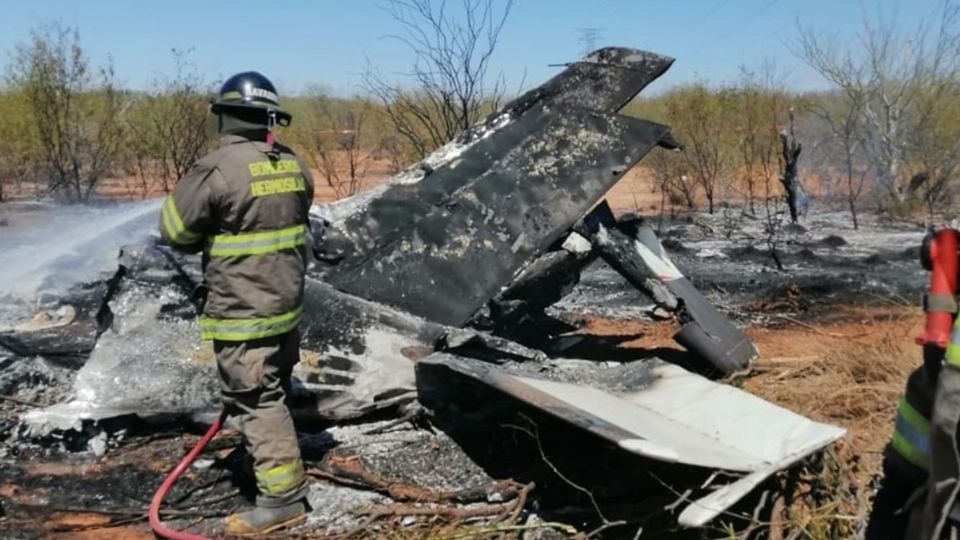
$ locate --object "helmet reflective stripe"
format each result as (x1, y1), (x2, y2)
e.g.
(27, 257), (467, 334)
(248, 87), (279, 103)
(211, 71), (291, 125)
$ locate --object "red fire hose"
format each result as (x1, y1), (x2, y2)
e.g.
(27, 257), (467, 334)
(149, 410), (227, 540)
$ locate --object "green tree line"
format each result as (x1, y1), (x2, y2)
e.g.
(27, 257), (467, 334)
(0, 1), (513, 204)
(4, 2), (960, 231)
(0, 24), (420, 203)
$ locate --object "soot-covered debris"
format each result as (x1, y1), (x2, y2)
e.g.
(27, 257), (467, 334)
(0, 46), (900, 538)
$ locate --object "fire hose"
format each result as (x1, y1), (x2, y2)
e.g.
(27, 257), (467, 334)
(149, 410), (227, 540)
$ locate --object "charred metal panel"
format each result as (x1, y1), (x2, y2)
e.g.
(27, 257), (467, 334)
(668, 278), (758, 374)
(294, 279), (448, 419)
(592, 226), (680, 310)
(321, 110), (553, 275)
(0, 280), (115, 361)
(476, 249), (594, 332)
(439, 327), (547, 363)
(318, 47), (675, 326)
(322, 48), (674, 264)
(578, 203), (680, 312)
(505, 48), (674, 118)
(577, 203), (758, 374)
(299, 278), (445, 357)
(329, 111), (670, 326)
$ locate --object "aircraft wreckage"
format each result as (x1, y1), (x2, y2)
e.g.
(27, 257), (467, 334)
(0, 47), (843, 528)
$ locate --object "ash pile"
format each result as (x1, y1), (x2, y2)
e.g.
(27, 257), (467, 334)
(0, 47), (844, 537)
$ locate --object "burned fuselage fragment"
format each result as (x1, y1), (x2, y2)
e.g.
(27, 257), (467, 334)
(303, 47), (828, 528)
(311, 48), (676, 326)
(311, 47), (755, 375)
(577, 201), (758, 374)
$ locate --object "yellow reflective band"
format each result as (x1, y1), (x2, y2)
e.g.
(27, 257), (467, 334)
(898, 398), (931, 436)
(208, 225), (306, 257)
(161, 196), (201, 246)
(250, 176), (305, 197)
(255, 459), (305, 495)
(248, 159), (301, 177)
(947, 322), (960, 366)
(220, 91), (242, 101)
(947, 330), (960, 367)
(890, 397), (930, 471)
(199, 306), (303, 341)
(891, 430), (930, 471)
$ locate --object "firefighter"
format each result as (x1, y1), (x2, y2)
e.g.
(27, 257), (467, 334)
(159, 71), (314, 536)
(915, 318), (960, 538)
(867, 230), (960, 539)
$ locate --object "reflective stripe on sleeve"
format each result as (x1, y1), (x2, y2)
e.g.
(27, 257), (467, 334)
(207, 225), (306, 257)
(947, 323), (960, 366)
(255, 459), (305, 496)
(890, 397), (931, 471)
(161, 196), (201, 246)
(199, 306), (303, 341)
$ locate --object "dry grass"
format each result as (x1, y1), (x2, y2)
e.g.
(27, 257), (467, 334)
(733, 306), (920, 539)
(569, 307), (920, 539)
(746, 309), (918, 461)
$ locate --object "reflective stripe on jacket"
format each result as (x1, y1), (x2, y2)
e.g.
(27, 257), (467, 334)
(947, 326), (960, 368)
(889, 362), (938, 473)
(159, 134), (314, 341)
(892, 395), (932, 471)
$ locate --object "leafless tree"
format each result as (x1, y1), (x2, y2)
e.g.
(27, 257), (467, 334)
(7, 24), (124, 202)
(794, 1), (960, 204)
(651, 146), (696, 212)
(0, 147), (34, 202)
(736, 81), (764, 215)
(134, 49), (212, 194)
(903, 77), (960, 217)
(375, 132), (407, 175)
(667, 86), (731, 214)
(301, 93), (376, 199)
(364, 0), (513, 159)
(735, 63), (788, 216)
(811, 89), (870, 229)
(0, 92), (34, 201)
(762, 195), (787, 271)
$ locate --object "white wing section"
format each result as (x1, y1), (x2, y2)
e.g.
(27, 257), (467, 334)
(429, 356), (845, 527)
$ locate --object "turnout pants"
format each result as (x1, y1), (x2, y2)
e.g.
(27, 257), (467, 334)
(215, 328), (307, 507)
(913, 363), (960, 539)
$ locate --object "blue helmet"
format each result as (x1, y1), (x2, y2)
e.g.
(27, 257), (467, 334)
(210, 71), (291, 126)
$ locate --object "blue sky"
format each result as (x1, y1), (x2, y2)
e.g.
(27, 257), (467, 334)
(0, 0), (946, 96)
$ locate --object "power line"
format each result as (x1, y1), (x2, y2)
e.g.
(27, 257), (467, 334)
(576, 27), (605, 56)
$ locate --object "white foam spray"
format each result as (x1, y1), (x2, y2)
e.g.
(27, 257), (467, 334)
(0, 199), (161, 297)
